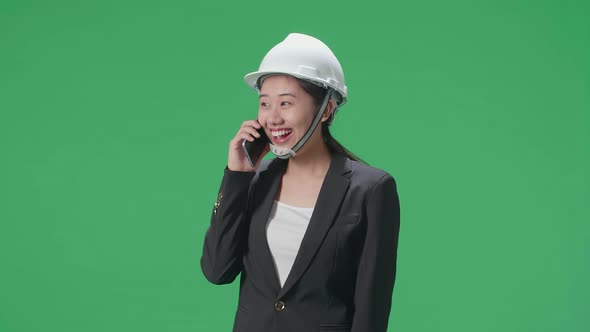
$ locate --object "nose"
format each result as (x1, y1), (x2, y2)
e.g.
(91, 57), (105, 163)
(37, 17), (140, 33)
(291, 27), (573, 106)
(264, 104), (284, 127)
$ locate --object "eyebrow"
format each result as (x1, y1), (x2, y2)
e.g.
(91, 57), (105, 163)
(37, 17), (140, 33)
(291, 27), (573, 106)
(259, 93), (297, 98)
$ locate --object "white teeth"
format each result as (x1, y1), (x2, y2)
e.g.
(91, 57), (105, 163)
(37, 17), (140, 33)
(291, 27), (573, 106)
(271, 129), (292, 137)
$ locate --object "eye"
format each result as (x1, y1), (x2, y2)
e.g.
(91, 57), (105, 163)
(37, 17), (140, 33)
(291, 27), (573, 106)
(260, 102), (269, 107)
(281, 101), (291, 106)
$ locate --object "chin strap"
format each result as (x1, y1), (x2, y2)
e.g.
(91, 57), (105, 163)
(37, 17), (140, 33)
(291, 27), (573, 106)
(269, 89), (333, 159)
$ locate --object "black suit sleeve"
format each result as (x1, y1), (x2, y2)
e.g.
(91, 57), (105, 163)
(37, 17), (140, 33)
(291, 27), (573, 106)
(200, 167), (255, 285)
(351, 174), (401, 332)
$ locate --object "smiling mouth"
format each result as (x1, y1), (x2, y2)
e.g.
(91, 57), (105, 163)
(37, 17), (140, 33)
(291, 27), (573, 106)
(270, 129), (293, 143)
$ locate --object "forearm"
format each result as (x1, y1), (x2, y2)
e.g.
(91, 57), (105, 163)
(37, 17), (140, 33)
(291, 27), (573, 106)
(352, 174), (401, 332)
(200, 167), (255, 285)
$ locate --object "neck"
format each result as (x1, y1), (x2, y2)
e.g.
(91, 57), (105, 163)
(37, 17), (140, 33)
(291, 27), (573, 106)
(284, 139), (332, 178)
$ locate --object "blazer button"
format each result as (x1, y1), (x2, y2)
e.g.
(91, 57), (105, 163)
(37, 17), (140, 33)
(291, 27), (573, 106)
(274, 301), (285, 311)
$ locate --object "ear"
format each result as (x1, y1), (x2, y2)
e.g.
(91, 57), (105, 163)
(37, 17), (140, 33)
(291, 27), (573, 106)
(320, 99), (335, 123)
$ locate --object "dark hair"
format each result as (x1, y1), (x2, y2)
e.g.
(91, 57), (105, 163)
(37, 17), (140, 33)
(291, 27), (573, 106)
(296, 79), (366, 164)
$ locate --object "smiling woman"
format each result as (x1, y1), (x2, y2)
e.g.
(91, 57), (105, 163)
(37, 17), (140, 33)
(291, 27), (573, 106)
(200, 33), (401, 332)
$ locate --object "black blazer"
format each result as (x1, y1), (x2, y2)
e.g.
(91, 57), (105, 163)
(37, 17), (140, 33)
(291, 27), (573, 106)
(201, 150), (401, 332)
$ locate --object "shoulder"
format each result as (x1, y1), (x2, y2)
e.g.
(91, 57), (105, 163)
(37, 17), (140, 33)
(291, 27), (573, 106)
(249, 158), (284, 184)
(256, 158), (274, 173)
(347, 159), (398, 192)
(254, 158), (279, 175)
(348, 159), (396, 183)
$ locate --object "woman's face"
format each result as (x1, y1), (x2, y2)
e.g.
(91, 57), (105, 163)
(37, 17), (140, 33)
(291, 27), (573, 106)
(258, 75), (327, 150)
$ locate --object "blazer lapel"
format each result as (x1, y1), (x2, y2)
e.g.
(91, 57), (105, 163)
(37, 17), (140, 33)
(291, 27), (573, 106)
(249, 158), (287, 293)
(278, 151), (351, 298)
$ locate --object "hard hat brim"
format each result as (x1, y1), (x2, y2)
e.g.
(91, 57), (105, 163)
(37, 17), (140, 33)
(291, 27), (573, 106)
(244, 71), (347, 106)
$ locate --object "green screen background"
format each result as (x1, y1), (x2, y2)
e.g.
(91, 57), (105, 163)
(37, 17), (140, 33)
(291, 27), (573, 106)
(1, 0), (588, 331)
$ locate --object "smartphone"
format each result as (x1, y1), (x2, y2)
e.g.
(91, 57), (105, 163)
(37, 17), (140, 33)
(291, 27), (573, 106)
(242, 126), (269, 168)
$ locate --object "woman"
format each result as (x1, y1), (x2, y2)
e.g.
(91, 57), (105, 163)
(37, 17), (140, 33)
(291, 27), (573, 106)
(201, 33), (401, 332)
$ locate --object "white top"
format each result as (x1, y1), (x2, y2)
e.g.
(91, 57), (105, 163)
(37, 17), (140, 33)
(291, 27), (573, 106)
(265, 200), (314, 287)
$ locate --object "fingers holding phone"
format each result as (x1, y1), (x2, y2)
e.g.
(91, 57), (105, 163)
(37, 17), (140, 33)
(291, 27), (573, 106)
(228, 120), (269, 171)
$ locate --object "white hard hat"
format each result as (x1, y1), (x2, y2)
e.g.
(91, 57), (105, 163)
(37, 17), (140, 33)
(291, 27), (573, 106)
(244, 33), (348, 105)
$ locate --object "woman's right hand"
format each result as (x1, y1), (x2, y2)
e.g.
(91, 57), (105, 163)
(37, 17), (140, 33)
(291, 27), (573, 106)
(228, 120), (270, 172)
